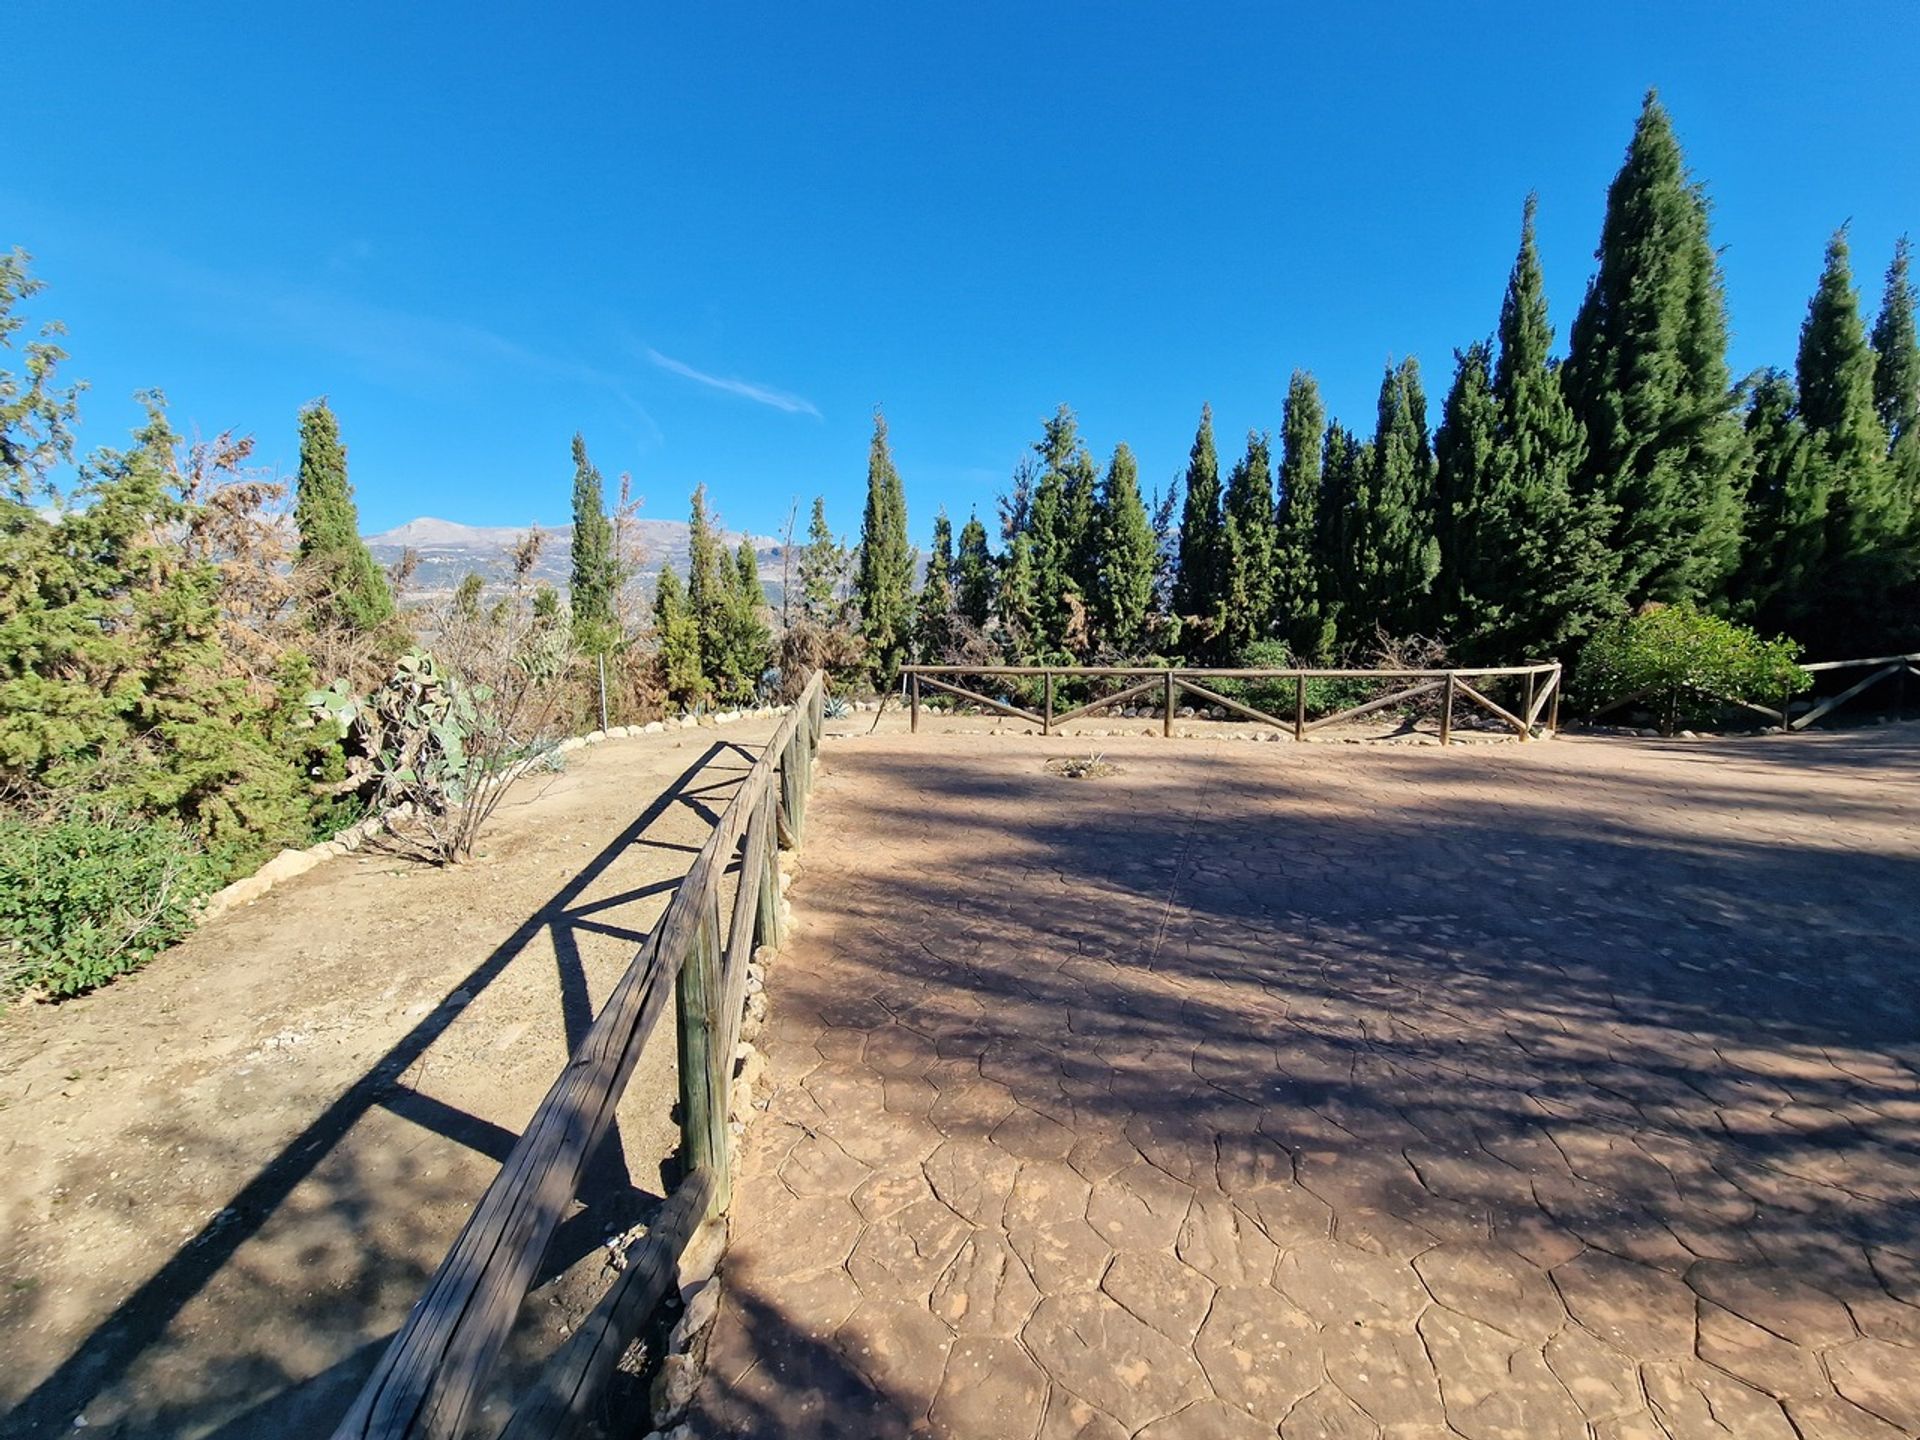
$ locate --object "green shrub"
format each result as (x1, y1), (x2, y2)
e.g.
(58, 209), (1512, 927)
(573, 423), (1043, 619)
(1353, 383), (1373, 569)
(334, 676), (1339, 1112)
(0, 811), (223, 998)
(1577, 603), (1809, 733)
(1211, 641), (1377, 720)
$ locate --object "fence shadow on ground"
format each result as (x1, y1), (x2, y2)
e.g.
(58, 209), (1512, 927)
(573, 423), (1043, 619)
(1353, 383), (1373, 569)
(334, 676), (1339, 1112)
(6, 740), (767, 1440)
(695, 728), (1920, 1436)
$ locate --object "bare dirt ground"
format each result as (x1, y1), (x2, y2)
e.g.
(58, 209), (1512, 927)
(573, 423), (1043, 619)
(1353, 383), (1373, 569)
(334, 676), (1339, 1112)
(696, 720), (1920, 1439)
(0, 717), (790, 1440)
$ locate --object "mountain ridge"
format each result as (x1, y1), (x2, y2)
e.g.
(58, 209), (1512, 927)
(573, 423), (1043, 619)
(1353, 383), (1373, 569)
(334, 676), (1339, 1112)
(363, 514), (789, 601)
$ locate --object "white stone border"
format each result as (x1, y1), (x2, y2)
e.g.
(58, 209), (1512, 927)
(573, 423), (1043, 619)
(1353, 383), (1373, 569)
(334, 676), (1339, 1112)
(197, 704), (794, 924)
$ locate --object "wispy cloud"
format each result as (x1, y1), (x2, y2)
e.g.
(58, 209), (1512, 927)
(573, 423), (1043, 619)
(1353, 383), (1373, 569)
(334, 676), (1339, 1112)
(644, 346), (821, 418)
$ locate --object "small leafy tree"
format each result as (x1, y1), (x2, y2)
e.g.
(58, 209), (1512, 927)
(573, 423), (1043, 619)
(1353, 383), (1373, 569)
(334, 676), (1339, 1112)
(1577, 603), (1809, 734)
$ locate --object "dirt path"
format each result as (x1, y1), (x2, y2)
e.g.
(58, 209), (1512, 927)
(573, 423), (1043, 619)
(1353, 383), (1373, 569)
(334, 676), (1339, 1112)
(696, 723), (1920, 1439)
(0, 717), (789, 1440)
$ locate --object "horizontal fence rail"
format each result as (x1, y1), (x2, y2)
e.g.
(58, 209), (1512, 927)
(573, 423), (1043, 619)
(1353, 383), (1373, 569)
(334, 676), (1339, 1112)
(901, 663), (1562, 742)
(1593, 651), (1920, 732)
(330, 672), (826, 1440)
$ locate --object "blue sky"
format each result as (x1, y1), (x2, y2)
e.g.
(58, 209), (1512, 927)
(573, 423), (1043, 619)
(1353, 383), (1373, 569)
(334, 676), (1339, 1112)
(10, 4), (1916, 544)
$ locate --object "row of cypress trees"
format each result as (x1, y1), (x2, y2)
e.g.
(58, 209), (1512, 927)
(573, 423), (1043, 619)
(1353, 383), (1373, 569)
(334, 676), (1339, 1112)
(843, 93), (1919, 677)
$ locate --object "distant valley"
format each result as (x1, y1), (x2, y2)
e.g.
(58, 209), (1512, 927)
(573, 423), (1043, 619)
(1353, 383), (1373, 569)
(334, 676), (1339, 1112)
(363, 516), (791, 606)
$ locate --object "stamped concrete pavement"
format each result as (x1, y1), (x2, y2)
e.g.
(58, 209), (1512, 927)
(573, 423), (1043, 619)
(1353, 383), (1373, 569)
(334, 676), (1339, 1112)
(692, 726), (1920, 1439)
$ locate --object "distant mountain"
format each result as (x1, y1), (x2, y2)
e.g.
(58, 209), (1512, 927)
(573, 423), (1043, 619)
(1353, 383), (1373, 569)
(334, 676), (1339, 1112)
(363, 516), (789, 605)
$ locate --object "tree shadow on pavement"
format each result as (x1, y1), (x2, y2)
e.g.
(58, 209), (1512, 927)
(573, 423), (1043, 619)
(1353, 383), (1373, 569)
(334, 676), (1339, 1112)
(695, 729), (1920, 1437)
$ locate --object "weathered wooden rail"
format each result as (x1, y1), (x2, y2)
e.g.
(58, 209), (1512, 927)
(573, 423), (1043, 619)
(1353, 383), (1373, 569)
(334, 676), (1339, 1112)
(1777, 652), (1918, 732)
(330, 672), (826, 1440)
(1590, 651), (1920, 733)
(902, 662), (1563, 742)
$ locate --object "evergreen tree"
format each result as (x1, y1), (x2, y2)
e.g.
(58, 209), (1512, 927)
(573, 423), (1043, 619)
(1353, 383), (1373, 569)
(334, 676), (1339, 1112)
(1173, 404), (1223, 641)
(686, 483), (730, 697)
(1314, 423), (1365, 643)
(1562, 92), (1747, 605)
(652, 566), (705, 707)
(854, 412), (913, 685)
(1434, 341), (1500, 638)
(567, 432), (618, 653)
(1148, 479), (1182, 626)
(1350, 359), (1440, 636)
(4, 403), (307, 859)
(917, 510), (956, 657)
(955, 513), (994, 628)
(0, 249), (81, 506)
(1026, 406), (1098, 654)
(997, 533), (1040, 659)
(452, 571), (485, 621)
(293, 399), (394, 633)
(1218, 431), (1277, 654)
(723, 539), (773, 695)
(1732, 370), (1829, 635)
(1870, 236), (1920, 522)
(1273, 372), (1329, 658)
(797, 495), (847, 622)
(1475, 194), (1615, 659)
(1798, 228), (1907, 647)
(1094, 443), (1157, 654)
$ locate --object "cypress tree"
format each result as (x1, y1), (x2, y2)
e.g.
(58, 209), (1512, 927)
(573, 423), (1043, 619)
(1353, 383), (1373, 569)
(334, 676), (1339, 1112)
(1351, 359), (1440, 636)
(1218, 431), (1277, 655)
(686, 483), (731, 697)
(1026, 406), (1097, 654)
(1095, 442), (1157, 654)
(854, 412), (913, 685)
(1314, 423), (1364, 644)
(1562, 93), (1746, 607)
(568, 432), (618, 653)
(293, 399), (393, 633)
(997, 533), (1040, 659)
(653, 565), (705, 707)
(1732, 370), (1829, 635)
(1871, 236), (1920, 524)
(1485, 195), (1615, 657)
(724, 539), (773, 694)
(917, 509), (956, 657)
(1798, 228), (1906, 647)
(955, 513), (994, 628)
(1173, 404), (1223, 641)
(1273, 372), (1329, 658)
(1434, 341), (1500, 642)
(798, 495), (847, 622)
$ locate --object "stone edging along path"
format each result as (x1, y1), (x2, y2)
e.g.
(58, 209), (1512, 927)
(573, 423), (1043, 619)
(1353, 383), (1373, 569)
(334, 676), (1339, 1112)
(197, 704), (795, 925)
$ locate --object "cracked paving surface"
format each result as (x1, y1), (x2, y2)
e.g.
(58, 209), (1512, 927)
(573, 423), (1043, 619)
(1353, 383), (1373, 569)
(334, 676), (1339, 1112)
(689, 726), (1920, 1439)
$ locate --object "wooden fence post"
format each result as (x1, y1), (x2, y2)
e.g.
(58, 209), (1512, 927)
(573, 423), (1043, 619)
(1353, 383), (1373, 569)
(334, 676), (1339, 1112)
(1781, 678), (1794, 734)
(1043, 671), (1054, 736)
(1294, 675), (1307, 742)
(1549, 665), (1562, 733)
(1163, 671), (1174, 737)
(674, 901), (726, 1210)
(910, 671), (919, 733)
(1440, 673), (1455, 746)
(1523, 670), (1537, 737)
(776, 734), (800, 850)
(755, 790), (782, 952)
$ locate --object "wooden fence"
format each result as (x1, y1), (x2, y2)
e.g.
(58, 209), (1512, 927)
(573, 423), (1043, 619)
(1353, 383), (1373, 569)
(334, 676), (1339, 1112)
(329, 671), (826, 1440)
(1774, 652), (1918, 732)
(902, 662), (1563, 743)
(1590, 651), (1920, 733)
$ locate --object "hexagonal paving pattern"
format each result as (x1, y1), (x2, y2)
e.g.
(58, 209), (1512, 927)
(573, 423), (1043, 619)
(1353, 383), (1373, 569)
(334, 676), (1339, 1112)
(690, 727), (1920, 1438)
